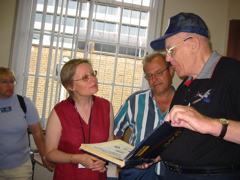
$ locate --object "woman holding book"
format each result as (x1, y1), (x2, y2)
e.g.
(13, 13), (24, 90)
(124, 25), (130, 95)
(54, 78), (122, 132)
(45, 59), (114, 180)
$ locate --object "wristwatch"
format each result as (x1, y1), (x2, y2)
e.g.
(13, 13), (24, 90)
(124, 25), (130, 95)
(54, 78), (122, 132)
(219, 118), (229, 139)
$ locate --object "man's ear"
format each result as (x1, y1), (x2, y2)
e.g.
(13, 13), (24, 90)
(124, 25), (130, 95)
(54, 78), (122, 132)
(191, 36), (200, 53)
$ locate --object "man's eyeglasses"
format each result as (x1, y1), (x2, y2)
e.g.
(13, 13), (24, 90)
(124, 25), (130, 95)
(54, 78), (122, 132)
(145, 67), (169, 81)
(166, 37), (193, 57)
(0, 79), (16, 85)
(73, 70), (97, 82)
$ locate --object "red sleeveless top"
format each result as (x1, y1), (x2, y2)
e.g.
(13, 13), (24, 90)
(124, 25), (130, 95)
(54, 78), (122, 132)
(53, 96), (110, 180)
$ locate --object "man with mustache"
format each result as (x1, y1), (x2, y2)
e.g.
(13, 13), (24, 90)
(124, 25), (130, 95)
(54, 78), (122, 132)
(114, 52), (175, 179)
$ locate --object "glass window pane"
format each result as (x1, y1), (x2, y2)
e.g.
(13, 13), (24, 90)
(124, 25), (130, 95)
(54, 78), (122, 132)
(80, 18), (87, 28)
(35, 13), (42, 22)
(141, 12), (148, 20)
(131, 10), (140, 19)
(46, 14), (53, 23)
(105, 23), (116, 32)
(38, 0), (44, 5)
(129, 26), (138, 36)
(69, 0), (77, 10)
(123, 9), (130, 17)
(94, 21), (104, 31)
(95, 43), (116, 54)
(48, 0), (54, 6)
(97, 4), (106, 14)
(139, 28), (146, 37)
(107, 6), (118, 15)
(66, 17), (75, 26)
(121, 25), (128, 35)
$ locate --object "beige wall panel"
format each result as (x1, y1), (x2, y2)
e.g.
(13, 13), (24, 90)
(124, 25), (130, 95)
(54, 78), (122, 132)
(0, 0), (16, 67)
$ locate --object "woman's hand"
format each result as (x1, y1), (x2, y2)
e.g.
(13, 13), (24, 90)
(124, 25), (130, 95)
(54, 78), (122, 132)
(42, 156), (55, 171)
(75, 154), (107, 172)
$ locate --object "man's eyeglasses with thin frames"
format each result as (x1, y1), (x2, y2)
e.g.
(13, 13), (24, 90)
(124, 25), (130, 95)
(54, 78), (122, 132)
(166, 37), (193, 57)
(145, 67), (169, 81)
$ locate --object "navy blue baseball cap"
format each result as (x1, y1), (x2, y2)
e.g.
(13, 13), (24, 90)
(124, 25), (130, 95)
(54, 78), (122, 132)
(150, 12), (209, 50)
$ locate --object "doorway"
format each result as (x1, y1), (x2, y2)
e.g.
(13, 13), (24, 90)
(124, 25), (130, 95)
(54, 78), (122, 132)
(227, 20), (240, 60)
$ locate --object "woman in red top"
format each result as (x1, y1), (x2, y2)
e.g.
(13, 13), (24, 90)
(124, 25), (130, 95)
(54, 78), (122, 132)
(45, 59), (114, 180)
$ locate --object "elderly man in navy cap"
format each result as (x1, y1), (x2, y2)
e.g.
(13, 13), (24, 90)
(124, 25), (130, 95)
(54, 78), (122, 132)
(148, 12), (240, 180)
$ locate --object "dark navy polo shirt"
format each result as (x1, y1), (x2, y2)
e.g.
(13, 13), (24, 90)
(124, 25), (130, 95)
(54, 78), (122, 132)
(161, 51), (240, 166)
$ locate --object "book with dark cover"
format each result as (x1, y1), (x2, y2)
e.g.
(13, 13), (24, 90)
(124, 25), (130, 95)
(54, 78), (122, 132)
(80, 123), (183, 167)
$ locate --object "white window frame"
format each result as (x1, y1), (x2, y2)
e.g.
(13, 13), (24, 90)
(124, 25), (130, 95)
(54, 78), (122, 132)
(11, 0), (165, 127)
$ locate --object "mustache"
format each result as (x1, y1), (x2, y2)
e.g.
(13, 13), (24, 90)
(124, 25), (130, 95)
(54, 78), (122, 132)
(153, 80), (161, 85)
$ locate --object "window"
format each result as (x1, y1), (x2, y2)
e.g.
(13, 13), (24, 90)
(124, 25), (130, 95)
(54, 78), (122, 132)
(131, 10), (140, 19)
(46, 14), (53, 23)
(123, 9), (130, 17)
(95, 43), (116, 54)
(97, 4), (106, 14)
(66, 16), (75, 27)
(94, 21), (116, 32)
(107, 6), (118, 15)
(121, 25), (146, 37)
(35, 13), (42, 22)
(12, 0), (164, 128)
(79, 18), (87, 28)
(141, 12), (148, 20)
(69, 0), (77, 10)
(94, 21), (104, 31)
(105, 22), (116, 32)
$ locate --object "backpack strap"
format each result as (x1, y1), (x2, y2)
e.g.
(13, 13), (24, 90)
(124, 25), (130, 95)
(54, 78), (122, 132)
(17, 94), (27, 114)
(17, 95), (31, 149)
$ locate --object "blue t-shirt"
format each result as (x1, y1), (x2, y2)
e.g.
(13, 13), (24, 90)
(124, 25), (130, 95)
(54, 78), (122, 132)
(0, 94), (40, 169)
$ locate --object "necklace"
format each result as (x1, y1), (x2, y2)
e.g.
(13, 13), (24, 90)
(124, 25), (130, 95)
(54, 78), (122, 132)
(75, 105), (92, 143)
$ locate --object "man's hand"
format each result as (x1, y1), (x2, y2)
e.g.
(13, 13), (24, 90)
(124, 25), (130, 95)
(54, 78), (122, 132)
(164, 105), (214, 134)
(134, 156), (161, 169)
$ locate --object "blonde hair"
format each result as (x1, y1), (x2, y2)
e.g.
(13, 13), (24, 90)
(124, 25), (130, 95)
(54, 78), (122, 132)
(0, 67), (16, 79)
(142, 52), (170, 72)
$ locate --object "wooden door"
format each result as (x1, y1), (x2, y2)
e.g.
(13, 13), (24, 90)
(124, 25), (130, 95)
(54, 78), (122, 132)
(227, 20), (240, 60)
